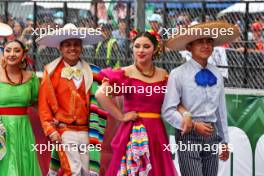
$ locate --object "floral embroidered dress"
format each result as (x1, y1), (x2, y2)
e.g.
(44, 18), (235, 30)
(100, 68), (178, 176)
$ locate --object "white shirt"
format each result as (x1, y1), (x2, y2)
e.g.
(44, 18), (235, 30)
(161, 59), (229, 143)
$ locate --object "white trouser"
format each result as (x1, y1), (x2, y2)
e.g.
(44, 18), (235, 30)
(61, 131), (89, 176)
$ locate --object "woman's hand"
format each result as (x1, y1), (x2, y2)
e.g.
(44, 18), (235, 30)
(181, 116), (193, 135)
(177, 103), (186, 114)
(121, 111), (138, 122)
(96, 83), (134, 122)
(177, 104), (193, 135)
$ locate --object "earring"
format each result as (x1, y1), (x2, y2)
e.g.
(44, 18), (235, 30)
(19, 58), (27, 69)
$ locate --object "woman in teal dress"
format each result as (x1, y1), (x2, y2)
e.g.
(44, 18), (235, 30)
(0, 39), (41, 175)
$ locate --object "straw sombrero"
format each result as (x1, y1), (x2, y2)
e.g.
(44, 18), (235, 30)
(165, 21), (240, 51)
(0, 23), (13, 36)
(36, 23), (103, 47)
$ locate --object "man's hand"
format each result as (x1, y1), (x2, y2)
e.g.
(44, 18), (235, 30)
(219, 143), (230, 161)
(181, 116), (193, 135)
(194, 122), (214, 138)
(49, 131), (62, 143)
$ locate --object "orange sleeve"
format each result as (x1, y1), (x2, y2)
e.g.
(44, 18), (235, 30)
(38, 70), (57, 136)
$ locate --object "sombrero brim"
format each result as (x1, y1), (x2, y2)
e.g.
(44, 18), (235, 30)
(0, 23), (13, 37)
(165, 21), (240, 51)
(36, 29), (104, 47)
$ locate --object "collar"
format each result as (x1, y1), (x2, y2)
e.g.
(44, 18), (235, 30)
(63, 60), (82, 70)
(45, 57), (93, 93)
(190, 58), (209, 71)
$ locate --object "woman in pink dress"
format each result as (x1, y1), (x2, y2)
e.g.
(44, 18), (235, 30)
(96, 31), (180, 176)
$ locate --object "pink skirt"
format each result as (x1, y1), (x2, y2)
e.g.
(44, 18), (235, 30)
(105, 118), (178, 176)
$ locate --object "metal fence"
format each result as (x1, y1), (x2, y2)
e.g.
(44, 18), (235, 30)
(0, 0), (264, 89)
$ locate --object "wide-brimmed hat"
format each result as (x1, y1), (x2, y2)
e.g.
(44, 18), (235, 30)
(36, 23), (103, 47)
(165, 21), (240, 51)
(0, 23), (13, 37)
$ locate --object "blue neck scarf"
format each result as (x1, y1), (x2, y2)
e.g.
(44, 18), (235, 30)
(195, 68), (217, 87)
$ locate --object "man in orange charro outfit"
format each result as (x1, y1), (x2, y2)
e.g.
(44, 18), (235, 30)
(37, 23), (103, 176)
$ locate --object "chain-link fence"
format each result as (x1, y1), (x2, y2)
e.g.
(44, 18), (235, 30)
(0, 0), (264, 89)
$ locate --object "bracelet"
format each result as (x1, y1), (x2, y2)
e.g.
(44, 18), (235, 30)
(182, 111), (192, 117)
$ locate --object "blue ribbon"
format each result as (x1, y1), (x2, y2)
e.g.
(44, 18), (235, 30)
(195, 68), (217, 87)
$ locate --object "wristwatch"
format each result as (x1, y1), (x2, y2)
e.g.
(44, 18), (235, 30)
(182, 111), (192, 117)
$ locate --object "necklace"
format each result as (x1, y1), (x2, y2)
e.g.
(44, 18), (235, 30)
(134, 63), (156, 78)
(4, 68), (23, 85)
